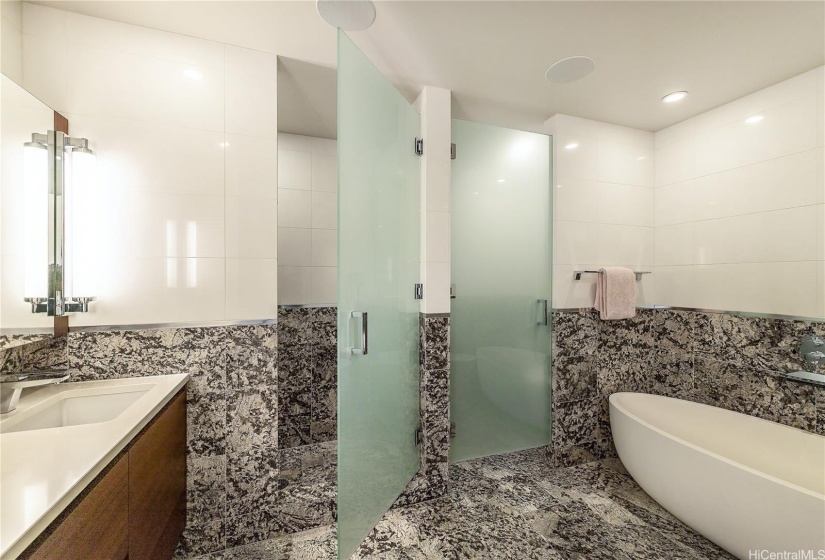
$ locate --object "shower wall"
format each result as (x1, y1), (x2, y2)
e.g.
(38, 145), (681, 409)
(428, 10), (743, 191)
(276, 133), (338, 305)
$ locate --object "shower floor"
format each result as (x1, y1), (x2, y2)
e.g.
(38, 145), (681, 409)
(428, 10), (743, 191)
(191, 450), (733, 559)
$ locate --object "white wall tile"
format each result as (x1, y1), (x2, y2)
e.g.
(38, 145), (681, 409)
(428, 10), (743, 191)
(67, 43), (225, 131)
(654, 265), (696, 308)
(278, 150), (312, 190)
(695, 262), (817, 316)
(225, 44), (276, 77)
(655, 138), (694, 187)
(551, 114), (600, 138)
(311, 229), (337, 267)
(692, 69), (818, 135)
(311, 153), (337, 192)
(72, 256), (226, 326)
(694, 207), (819, 265)
(277, 266), (311, 305)
(655, 223), (695, 266)
(310, 267), (337, 304)
(67, 113), (225, 196)
(66, 10), (224, 68)
(425, 211), (450, 263)
(423, 261), (450, 313)
(655, 118), (695, 149)
(597, 141), (654, 187)
(225, 133), (278, 198)
(655, 180), (695, 226)
(226, 63), (277, 138)
(598, 122), (654, 148)
(279, 132), (313, 152)
(226, 258), (278, 319)
(22, 32), (67, 112)
(278, 228), (311, 266)
(98, 189), (225, 259)
(552, 264), (599, 309)
(555, 134), (597, 180)
(596, 182), (654, 226)
(596, 224), (654, 267)
(817, 66), (824, 148)
(311, 191), (337, 229)
(312, 137), (337, 155)
(554, 177), (597, 223)
(277, 189), (311, 228)
(693, 148), (821, 221)
(226, 196), (277, 259)
(694, 94), (817, 177)
(553, 221), (597, 265)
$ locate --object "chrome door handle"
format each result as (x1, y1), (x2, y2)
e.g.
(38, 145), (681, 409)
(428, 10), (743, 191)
(351, 311), (368, 355)
(537, 299), (548, 326)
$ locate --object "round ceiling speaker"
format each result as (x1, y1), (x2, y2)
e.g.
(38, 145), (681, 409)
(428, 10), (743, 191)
(317, 0), (376, 31)
(545, 56), (596, 84)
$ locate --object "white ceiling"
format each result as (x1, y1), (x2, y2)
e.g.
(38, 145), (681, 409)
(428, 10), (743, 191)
(35, 0), (825, 133)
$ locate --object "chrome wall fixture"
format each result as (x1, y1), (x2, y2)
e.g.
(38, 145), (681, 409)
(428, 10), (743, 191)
(23, 130), (97, 316)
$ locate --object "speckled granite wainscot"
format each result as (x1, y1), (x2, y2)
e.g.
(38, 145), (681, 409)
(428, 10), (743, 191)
(0, 334), (68, 372)
(551, 307), (825, 467)
(59, 324), (278, 557)
(277, 307), (337, 448)
(394, 315), (451, 507)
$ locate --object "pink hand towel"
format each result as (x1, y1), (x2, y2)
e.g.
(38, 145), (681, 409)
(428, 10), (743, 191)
(594, 267), (636, 320)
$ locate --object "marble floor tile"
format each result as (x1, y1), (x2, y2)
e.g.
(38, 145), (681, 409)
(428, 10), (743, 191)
(187, 453), (733, 560)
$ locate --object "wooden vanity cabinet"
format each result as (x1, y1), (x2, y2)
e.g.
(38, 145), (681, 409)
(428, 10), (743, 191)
(21, 388), (187, 560)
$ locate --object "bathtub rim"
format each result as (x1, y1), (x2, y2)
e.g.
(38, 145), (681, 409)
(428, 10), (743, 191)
(609, 391), (825, 500)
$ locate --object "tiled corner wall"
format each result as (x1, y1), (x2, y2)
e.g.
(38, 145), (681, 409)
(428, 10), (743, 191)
(395, 315), (451, 507)
(276, 134), (338, 306)
(276, 306), (337, 447)
(653, 66), (825, 317)
(551, 308), (825, 467)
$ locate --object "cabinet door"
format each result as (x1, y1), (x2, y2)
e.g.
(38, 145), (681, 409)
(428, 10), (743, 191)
(128, 389), (187, 560)
(27, 455), (129, 560)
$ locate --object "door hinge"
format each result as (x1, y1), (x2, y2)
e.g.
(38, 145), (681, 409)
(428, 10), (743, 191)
(415, 426), (422, 446)
(414, 137), (424, 156)
(450, 143), (456, 160)
(414, 283), (424, 300)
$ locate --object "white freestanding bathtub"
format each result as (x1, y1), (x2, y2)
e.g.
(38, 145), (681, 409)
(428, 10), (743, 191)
(610, 392), (825, 560)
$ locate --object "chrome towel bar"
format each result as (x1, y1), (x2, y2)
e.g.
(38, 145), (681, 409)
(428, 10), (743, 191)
(573, 270), (652, 281)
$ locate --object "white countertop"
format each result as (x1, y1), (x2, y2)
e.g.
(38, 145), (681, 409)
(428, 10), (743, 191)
(0, 374), (189, 559)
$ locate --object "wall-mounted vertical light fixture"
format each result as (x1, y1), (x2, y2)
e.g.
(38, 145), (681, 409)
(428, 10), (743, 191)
(23, 130), (97, 315)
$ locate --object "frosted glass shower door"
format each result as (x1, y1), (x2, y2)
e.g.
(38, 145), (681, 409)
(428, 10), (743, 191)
(450, 120), (552, 462)
(337, 32), (421, 559)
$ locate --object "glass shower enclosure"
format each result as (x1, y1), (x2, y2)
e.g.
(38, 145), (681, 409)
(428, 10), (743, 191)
(336, 32), (421, 559)
(449, 120), (553, 462)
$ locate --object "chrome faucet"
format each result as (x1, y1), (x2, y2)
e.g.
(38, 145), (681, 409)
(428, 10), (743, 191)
(0, 371), (70, 414)
(798, 335), (825, 373)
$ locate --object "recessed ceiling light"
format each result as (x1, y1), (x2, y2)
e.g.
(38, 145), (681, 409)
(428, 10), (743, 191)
(545, 56), (595, 84)
(662, 91), (688, 104)
(564, 143), (579, 150)
(745, 115), (764, 124)
(317, 0), (376, 30)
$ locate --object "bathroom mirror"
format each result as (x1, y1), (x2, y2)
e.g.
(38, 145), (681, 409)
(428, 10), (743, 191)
(276, 57), (338, 306)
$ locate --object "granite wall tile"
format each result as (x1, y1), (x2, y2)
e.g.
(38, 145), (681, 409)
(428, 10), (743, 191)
(650, 350), (694, 399)
(552, 354), (596, 403)
(552, 398), (599, 448)
(277, 307), (337, 449)
(552, 311), (599, 357)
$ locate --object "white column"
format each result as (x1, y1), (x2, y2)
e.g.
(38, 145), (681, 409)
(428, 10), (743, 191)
(414, 86), (452, 314)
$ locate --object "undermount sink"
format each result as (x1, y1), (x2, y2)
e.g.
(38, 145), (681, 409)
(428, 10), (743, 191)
(1, 386), (150, 434)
